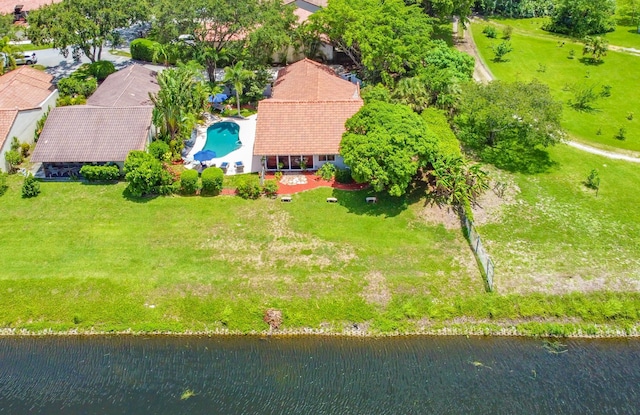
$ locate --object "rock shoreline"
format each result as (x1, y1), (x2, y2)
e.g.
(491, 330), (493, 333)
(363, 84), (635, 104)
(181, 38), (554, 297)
(0, 324), (638, 338)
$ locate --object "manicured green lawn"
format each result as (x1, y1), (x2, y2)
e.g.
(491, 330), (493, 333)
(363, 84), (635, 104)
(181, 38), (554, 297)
(0, 177), (481, 332)
(477, 144), (640, 294)
(605, 24), (640, 49)
(472, 19), (640, 152)
(1, 174), (639, 335)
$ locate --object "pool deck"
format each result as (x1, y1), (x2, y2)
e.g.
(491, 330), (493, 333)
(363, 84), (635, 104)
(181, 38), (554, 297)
(185, 114), (257, 175)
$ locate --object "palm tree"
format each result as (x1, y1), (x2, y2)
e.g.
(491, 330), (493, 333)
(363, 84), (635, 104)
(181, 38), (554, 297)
(152, 43), (173, 67)
(582, 36), (608, 62)
(0, 36), (18, 74)
(223, 61), (254, 117)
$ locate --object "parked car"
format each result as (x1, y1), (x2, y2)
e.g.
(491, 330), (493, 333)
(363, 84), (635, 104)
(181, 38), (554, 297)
(16, 53), (37, 65)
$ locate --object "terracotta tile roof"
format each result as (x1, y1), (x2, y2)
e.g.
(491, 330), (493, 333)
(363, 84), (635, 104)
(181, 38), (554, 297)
(87, 64), (159, 107)
(272, 59), (360, 101)
(0, 66), (55, 110)
(254, 100), (362, 155)
(254, 59), (362, 155)
(0, 109), (18, 149)
(31, 106), (152, 163)
(0, 0), (61, 14)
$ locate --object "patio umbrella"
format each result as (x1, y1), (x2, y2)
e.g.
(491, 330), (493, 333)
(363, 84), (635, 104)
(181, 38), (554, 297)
(193, 149), (217, 161)
(209, 93), (229, 103)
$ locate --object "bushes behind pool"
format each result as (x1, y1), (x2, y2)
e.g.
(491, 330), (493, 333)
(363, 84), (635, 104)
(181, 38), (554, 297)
(201, 167), (224, 195)
(180, 169), (199, 194)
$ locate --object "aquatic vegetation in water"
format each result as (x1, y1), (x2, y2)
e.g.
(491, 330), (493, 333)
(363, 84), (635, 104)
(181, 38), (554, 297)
(180, 389), (196, 400)
(542, 340), (568, 354)
(470, 361), (493, 370)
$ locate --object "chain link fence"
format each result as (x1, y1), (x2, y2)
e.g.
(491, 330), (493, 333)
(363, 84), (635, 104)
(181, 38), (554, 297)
(461, 213), (494, 292)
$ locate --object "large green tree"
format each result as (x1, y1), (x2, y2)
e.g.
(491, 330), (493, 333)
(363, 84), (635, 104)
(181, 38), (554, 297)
(454, 80), (564, 171)
(340, 102), (440, 196)
(150, 0), (295, 81)
(544, 0), (616, 37)
(27, 0), (148, 62)
(310, 0), (433, 84)
(618, 0), (640, 31)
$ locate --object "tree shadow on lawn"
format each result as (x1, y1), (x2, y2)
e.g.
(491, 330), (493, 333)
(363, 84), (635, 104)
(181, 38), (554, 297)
(331, 188), (413, 218)
(121, 187), (159, 203)
(578, 57), (605, 66)
(481, 145), (558, 174)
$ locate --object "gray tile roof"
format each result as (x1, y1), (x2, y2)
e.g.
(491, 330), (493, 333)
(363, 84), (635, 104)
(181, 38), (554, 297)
(86, 64), (159, 108)
(31, 106), (153, 163)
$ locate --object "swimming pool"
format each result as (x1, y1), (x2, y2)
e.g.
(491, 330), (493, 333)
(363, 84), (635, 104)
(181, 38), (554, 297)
(202, 121), (241, 158)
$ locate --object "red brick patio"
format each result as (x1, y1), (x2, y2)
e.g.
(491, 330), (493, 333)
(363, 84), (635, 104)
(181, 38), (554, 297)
(220, 172), (368, 195)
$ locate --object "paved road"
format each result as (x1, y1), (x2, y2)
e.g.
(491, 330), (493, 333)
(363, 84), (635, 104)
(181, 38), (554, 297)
(31, 47), (132, 79)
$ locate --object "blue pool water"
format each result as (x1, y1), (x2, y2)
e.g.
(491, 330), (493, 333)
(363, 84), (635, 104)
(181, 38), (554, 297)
(203, 121), (241, 158)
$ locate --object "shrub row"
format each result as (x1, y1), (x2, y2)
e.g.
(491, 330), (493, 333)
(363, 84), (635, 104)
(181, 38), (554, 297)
(79, 165), (120, 182)
(179, 167), (225, 195)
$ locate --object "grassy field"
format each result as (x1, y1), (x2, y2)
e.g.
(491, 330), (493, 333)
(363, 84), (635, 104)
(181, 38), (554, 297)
(0, 176), (483, 333)
(1, 172), (639, 336)
(472, 19), (640, 152)
(476, 144), (640, 294)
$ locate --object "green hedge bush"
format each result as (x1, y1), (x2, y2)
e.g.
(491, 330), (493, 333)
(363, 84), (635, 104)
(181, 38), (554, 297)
(148, 140), (171, 161)
(88, 60), (116, 81)
(124, 150), (174, 196)
(316, 163), (336, 180)
(180, 169), (199, 194)
(56, 76), (97, 97)
(130, 38), (156, 62)
(201, 167), (224, 195)
(21, 174), (40, 198)
(262, 179), (279, 197)
(335, 167), (353, 184)
(130, 39), (178, 64)
(236, 175), (262, 199)
(79, 164), (120, 182)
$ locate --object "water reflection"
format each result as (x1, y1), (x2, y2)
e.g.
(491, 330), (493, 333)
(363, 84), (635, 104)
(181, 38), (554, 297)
(0, 336), (638, 414)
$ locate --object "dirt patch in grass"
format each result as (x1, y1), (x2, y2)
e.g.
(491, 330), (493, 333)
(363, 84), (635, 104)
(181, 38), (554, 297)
(361, 271), (391, 308)
(201, 210), (357, 270)
(472, 176), (521, 226)
(417, 202), (460, 230)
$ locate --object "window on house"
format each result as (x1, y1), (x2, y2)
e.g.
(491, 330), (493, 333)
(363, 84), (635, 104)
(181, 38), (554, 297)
(319, 155), (336, 162)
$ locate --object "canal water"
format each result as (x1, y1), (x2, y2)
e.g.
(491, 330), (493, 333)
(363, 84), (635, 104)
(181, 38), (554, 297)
(0, 335), (638, 414)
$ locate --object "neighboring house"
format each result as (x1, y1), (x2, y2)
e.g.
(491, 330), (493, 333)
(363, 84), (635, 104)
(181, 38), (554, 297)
(276, 0), (333, 64)
(30, 64), (158, 178)
(87, 64), (159, 107)
(0, 0), (63, 18)
(30, 106), (154, 177)
(0, 65), (57, 172)
(253, 58), (363, 171)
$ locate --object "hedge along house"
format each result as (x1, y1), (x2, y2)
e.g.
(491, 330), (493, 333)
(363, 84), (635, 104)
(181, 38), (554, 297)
(253, 58), (362, 172)
(30, 65), (158, 178)
(0, 66), (57, 172)
(30, 106), (154, 178)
